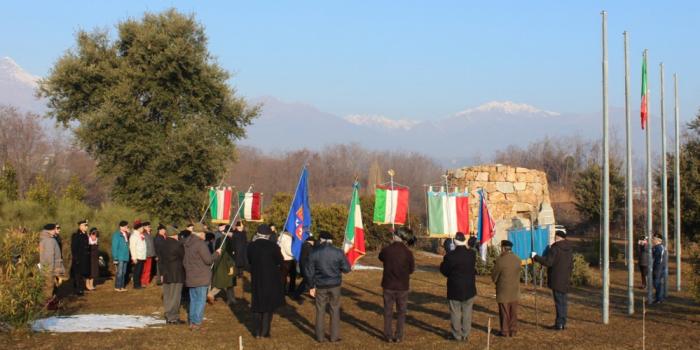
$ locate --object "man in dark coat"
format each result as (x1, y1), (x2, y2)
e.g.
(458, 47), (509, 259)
(153, 224), (168, 285)
(492, 240), (521, 337)
(637, 236), (649, 289)
(439, 232), (477, 342)
(232, 221), (249, 299)
(651, 235), (667, 304)
(247, 224), (285, 338)
(305, 231), (351, 343)
(70, 219), (91, 295)
(160, 233), (186, 324)
(378, 227), (415, 343)
(209, 225), (236, 305)
(293, 235), (316, 300)
(533, 230), (573, 330)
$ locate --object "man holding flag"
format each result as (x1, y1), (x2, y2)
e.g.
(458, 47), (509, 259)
(284, 166), (312, 262)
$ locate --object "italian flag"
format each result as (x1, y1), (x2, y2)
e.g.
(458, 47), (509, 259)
(641, 52), (649, 129)
(343, 182), (365, 267)
(238, 191), (263, 222)
(209, 187), (233, 222)
(427, 187), (469, 236)
(373, 184), (409, 225)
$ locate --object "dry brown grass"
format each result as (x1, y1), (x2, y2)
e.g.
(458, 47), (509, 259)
(3, 244), (699, 350)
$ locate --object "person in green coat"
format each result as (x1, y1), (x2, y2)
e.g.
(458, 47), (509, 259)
(209, 227), (236, 305)
(491, 240), (521, 337)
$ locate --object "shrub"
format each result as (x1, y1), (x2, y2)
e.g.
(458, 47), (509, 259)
(571, 253), (591, 287)
(0, 229), (45, 328)
(476, 244), (500, 276)
(580, 236), (621, 266)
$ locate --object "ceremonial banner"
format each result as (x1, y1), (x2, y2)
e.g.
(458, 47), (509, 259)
(238, 191), (263, 222)
(343, 182), (365, 267)
(427, 187), (469, 237)
(209, 187), (233, 224)
(640, 53), (649, 129)
(284, 166), (311, 261)
(373, 185), (409, 225)
(476, 189), (495, 261)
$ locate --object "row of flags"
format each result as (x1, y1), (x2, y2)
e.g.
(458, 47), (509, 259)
(210, 167), (497, 266)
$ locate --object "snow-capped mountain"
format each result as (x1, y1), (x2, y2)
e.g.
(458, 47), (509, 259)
(0, 56), (45, 113)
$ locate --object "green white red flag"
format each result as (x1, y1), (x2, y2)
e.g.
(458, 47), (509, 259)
(373, 184), (409, 225)
(237, 191), (263, 222)
(641, 53), (649, 129)
(209, 187), (233, 223)
(343, 182), (365, 266)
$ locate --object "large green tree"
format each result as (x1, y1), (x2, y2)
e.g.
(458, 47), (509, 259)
(573, 160), (625, 228)
(39, 10), (258, 222)
(668, 109), (700, 241)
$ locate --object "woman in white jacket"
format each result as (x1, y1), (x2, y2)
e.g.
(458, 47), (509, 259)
(277, 231), (296, 294)
(129, 222), (147, 289)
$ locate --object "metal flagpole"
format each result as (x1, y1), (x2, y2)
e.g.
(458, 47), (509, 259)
(213, 185), (254, 257)
(623, 30), (634, 315)
(660, 63), (669, 295)
(644, 50), (653, 304)
(622, 31), (634, 315)
(601, 10), (610, 325)
(673, 74), (681, 291)
(198, 176), (227, 224)
(442, 173), (452, 236)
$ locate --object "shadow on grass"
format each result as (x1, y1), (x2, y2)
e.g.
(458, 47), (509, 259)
(277, 299), (316, 340)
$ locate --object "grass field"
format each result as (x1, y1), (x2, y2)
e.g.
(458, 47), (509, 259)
(4, 244), (700, 350)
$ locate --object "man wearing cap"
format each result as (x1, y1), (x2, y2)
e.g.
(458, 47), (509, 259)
(492, 240), (521, 337)
(39, 223), (66, 307)
(70, 219), (91, 296)
(247, 224), (285, 338)
(533, 230), (573, 330)
(160, 231), (186, 324)
(440, 232), (477, 342)
(651, 234), (667, 304)
(153, 224), (169, 285)
(637, 236), (649, 289)
(292, 235), (317, 301)
(231, 221), (249, 299)
(378, 227), (415, 343)
(112, 221), (130, 291)
(129, 221), (147, 289)
(305, 231), (351, 343)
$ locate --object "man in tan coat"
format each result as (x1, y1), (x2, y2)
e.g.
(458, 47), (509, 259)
(39, 223), (66, 308)
(491, 240), (521, 337)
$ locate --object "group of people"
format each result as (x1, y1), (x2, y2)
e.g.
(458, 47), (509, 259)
(38, 220), (101, 308)
(637, 234), (668, 304)
(38, 218), (584, 343)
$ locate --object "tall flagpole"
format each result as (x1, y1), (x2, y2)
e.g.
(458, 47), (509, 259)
(388, 169), (396, 231)
(673, 74), (682, 291)
(623, 31), (634, 315)
(660, 63), (669, 295)
(644, 49), (654, 304)
(601, 10), (610, 324)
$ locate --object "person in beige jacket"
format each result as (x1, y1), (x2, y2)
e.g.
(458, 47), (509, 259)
(129, 222), (147, 289)
(39, 223), (66, 305)
(491, 240), (521, 337)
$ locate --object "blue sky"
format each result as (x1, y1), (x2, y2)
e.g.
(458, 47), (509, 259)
(1, 1), (698, 121)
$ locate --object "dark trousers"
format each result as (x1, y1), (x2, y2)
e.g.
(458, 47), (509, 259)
(254, 312), (273, 337)
(72, 268), (85, 294)
(653, 273), (666, 302)
(132, 260), (145, 288)
(498, 301), (518, 336)
(383, 289), (408, 340)
(315, 286), (341, 342)
(280, 260), (297, 293)
(639, 265), (648, 288)
(162, 282), (183, 322)
(553, 290), (568, 327)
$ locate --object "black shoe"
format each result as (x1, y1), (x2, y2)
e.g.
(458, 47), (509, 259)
(394, 338), (402, 343)
(551, 324), (565, 331)
(385, 337), (394, 343)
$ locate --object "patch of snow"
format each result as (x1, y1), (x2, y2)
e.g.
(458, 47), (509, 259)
(353, 264), (383, 271)
(32, 314), (165, 333)
(344, 114), (420, 130)
(0, 56), (39, 87)
(456, 101), (560, 117)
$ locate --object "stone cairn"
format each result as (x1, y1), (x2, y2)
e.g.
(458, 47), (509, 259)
(446, 164), (555, 244)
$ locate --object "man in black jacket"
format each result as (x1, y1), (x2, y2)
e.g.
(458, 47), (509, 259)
(305, 231), (351, 343)
(533, 230), (573, 330)
(439, 232), (477, 342)
(293, 235), (316, 301)
(160, 233), (186, 324)
(378, 227), (415, 343)
(70, 219), (91, 296)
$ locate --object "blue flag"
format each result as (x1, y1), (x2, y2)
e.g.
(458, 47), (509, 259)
(284, 166), (311, 261)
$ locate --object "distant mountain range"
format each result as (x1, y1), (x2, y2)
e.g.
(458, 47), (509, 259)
(1, 56), (659, 165)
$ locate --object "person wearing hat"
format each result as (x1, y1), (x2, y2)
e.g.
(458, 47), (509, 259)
(439, 232), (477, 342)
(39, 223), (66, 308)
(533, 230), (573, 330)
(305, 231), (351, 343)
(231, 221), (249, 299)
(70, 219), (91, 296)
(247, 224), (285, 338)
(378, 227), (415, 343)
(268, 223), (279, 244)
(491, 240), (521, 337)
(292, 234), (317, 301)
(278, 230), (297, 296)
(86, 227), (100, 291)
(153, 224), (169, 285)
(636, 236), (649, 289)
(129, 221), (147, 289)
(140, 222), (157, 287)
(651, 234), (667, 304)
(160, 230), (186, 324)
(112, 221), (131, 291)
(183, 228), (221, 332)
